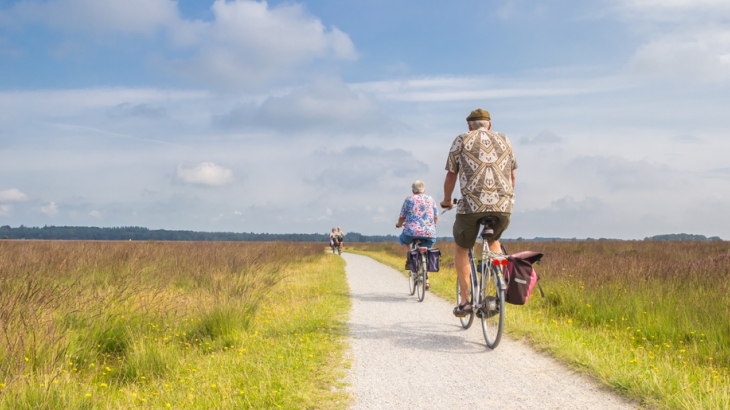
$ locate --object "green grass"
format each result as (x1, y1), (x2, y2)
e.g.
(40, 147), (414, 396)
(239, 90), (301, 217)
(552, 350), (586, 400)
(348, 240), (730, 409)
(0, 241), (350, 409)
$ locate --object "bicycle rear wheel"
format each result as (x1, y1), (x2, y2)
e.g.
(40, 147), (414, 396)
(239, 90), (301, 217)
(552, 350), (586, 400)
(416, 253), (426, 302)
(408, 268), (416, 295)
(480, 265), (505, 349)
(456, 278), (474, 329)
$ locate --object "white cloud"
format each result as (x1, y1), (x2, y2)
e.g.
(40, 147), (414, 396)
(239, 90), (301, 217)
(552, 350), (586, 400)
(40, 201), (58, 216)
(631, 28), (730, 82)
(214, 79), (393, 132)
(352, 75), (621, 102)
(568, 156), (679, 192)
(89, 210), (102, 218)
(614, 0), (730, 82)
(170, 0), (356, 88)
(616, 0), (730, 21)
(0, 188), (28, 202)
(0, 88), (209, 122)
(0, 204), (11, 216)
(519, 129), (563, 145)
(176, 162), (234, 186)
(3, 0), (185, 35)
(108, 103), (167, 119)
(2, 0), (356, 89)
(305, 146), (429, 193)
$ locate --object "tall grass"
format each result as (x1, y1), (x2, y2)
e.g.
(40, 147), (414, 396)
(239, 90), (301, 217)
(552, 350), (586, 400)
(0, 241), (347, 409)
(348, 240), (730, 409)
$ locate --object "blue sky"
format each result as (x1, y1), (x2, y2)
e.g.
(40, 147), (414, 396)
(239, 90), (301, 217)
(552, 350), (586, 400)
(1, 0), (729, 239)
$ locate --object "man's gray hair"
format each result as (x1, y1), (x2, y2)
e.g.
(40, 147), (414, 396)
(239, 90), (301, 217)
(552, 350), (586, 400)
(468, 120), (491, 130)
(412, 180), (425, 194)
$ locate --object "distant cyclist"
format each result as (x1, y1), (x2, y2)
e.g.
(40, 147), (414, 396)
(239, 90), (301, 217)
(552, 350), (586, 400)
(335, 227), (345, 249)
(329, 228), (337, 250)
(396, 180), (439, 289)
(440, 109), (518, 317)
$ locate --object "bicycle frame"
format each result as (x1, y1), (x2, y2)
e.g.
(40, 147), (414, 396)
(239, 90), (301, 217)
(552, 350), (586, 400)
(409, 240), (429, 302)
(469, 244), (506, 307)
(444, 198), (508, 348)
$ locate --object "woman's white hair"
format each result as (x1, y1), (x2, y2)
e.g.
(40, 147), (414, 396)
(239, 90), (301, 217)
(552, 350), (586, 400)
(468, 120), (491, 130)
(412, 180), (425, 194)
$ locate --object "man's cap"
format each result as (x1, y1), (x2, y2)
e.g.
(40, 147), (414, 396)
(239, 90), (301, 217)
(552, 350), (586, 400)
(466, 108), (491, 121)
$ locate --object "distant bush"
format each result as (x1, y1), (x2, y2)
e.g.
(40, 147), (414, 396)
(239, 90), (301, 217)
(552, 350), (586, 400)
(645, 233), (723, 241)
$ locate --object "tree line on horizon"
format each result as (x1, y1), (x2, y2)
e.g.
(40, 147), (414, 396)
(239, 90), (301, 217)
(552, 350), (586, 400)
(0, 225), (450, 243)
(0, 225), (722, 242)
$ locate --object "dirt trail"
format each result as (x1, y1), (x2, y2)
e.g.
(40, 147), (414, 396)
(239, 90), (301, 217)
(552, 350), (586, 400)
(342, 252), (638, 410)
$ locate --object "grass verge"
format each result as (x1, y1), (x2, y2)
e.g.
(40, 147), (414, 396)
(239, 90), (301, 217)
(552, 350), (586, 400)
(0, 241), (350, 409)
(347, 241), (730, 410)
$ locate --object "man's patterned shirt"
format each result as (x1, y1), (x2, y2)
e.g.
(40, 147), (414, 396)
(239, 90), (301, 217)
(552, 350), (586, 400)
(445, 128), (518, 214)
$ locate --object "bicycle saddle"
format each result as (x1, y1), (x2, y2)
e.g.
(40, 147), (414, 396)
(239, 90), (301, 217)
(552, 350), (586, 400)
(477, 216), (499, 240)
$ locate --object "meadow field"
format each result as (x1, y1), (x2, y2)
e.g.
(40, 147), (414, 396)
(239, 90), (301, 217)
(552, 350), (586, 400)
(348, 240), (730, 409)
(0, 241), (349, 409)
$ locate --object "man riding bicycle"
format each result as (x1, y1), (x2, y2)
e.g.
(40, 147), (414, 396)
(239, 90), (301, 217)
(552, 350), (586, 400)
(335, 227), (345, 248)
(440, 109), (518, 317)
(396, 180), (439, 290)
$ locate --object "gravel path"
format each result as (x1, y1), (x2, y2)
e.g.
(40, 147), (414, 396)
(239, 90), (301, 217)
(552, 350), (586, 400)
(342, 252), (638, 410)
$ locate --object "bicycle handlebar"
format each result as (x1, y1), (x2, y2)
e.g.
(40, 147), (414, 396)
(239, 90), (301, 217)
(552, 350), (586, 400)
(440, 198), (460, 214)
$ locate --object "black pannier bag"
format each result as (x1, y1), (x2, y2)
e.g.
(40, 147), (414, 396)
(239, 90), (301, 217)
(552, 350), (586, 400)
(427, 248), (441, 272)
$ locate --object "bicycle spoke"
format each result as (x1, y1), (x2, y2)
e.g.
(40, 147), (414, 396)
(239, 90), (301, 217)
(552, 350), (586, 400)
(480, 265), (505, 349)
(416, 253), (426, 302)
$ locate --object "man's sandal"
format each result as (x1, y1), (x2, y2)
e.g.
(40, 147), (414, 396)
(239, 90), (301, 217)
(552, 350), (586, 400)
(453, 303), (473, 317)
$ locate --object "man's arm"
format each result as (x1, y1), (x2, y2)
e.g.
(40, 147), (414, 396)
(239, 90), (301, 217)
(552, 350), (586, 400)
(511, 170), (516, 189)
(441, 171), (458, 208)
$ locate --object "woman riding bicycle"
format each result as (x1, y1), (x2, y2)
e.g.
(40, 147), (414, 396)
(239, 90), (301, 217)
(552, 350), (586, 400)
(329, 228), (337, 249)
(395, 180), (439, 289)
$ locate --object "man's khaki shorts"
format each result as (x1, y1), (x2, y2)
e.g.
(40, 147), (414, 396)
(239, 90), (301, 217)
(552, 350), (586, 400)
(453, 212), (511, 249)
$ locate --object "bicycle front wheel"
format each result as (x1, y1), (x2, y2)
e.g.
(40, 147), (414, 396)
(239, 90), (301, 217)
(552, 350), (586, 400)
(456, 278), (474, 329)
(480, 266), (505, 349)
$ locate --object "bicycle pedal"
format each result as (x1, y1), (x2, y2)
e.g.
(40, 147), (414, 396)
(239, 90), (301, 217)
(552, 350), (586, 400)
(455, 313), (467, 318)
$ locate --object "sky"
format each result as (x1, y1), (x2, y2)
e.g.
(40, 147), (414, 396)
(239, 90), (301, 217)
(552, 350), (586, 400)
(1, 0), (729, 239)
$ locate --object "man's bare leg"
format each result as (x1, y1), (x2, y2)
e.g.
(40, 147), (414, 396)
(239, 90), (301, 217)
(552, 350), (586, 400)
(456, 240), (503, 307)
(455, 245), (471, 306)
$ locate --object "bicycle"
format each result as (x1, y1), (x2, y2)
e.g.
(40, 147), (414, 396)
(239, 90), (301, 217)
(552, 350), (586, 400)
(443, 199), (508, 349)
(335, 237), (343, 255)
(329, 237), (343, 255)
(407, 238), (430, 302)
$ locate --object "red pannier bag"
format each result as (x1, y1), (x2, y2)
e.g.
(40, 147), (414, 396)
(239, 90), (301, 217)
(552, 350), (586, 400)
(504, 251), (545, 305)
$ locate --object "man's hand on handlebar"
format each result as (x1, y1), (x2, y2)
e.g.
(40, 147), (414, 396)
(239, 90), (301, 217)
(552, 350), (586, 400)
(440, 199), (454, 209)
